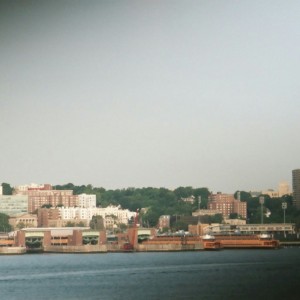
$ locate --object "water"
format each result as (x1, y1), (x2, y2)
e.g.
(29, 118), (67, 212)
(0, 248), (299, 300)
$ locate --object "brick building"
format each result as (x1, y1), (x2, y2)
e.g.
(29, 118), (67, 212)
(208, 193), (247, 219)
(28, 189), (78, 213)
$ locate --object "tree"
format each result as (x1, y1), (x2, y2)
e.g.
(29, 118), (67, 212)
(229, 213), (238, 219)
(173, 220), (189, 231)
(16, 222), (26, 230)
(90, 215), (105, 230)
(41, 204), (52, 209)
(1, 183), (13, 195)
(234, 191), (252, 202)
(210, 214), (223, 224)
(0, 213), (12, 232)
(65, 221), (75, 227)
(76, 221), (85, 227)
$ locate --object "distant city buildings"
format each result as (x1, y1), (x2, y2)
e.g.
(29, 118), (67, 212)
(208, 193), (247, 219)
(292, 169), (300, 210)
(28, 188), (78, 213)
(249, 181), (291, 198)
(37, 205), (136, 229)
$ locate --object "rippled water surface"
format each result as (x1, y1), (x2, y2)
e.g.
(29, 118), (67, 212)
(0, 248), (299, 300)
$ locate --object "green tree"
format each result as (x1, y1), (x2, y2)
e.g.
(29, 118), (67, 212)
(76, 221), (85, 227)
(234, 191), (252, 202)
(90, 215), (105, 230)
(41, 204), (52, 208)
(0, 213), (12, 232)
(1, 183), (13, 195)
(65, 221), (75, 227)
(210, 214), (223, 224)
(16, 222), (26, 230)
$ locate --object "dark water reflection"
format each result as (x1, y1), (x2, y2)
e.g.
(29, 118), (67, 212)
(0, 248), (299, 300)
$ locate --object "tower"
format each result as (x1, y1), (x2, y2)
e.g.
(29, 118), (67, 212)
(292, 169), (300, 209)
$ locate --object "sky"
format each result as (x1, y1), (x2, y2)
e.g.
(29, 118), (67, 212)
(0, 0), (299, 193)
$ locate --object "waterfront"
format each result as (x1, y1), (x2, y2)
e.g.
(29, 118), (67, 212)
(0, 248), (299, 300)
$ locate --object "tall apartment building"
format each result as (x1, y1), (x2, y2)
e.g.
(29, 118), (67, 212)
(28, 189), (78, 213)
(208, 193), (247, 219)
(292, 169), (300, 209)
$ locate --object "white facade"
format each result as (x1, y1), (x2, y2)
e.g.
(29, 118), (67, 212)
(57, 205), (136, 228)
(14, 183), (46, 195)
(78, 193), (96, 208)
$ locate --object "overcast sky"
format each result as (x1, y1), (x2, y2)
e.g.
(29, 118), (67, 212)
(0, 0), (299, 193)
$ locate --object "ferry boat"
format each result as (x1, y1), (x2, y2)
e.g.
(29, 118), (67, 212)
(202, 234), (222, 250)
(213, 233), (280, 249)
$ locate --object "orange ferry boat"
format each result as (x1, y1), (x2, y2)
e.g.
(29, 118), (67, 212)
(213, 233), (280, 249)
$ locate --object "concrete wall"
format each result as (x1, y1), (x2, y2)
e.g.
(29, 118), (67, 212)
(138, 243), (203, 252)
(0, 247), (26, 255)
(43, 245), (107, 253)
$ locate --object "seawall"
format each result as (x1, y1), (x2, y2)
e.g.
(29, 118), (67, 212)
(44, 245), (107, 253)
(0, 247), (26, 255)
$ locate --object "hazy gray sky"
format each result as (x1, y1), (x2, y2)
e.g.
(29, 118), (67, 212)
(1, 1), (299, 193)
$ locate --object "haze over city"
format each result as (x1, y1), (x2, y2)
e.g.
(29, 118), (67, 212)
(1, 1), (299, 193)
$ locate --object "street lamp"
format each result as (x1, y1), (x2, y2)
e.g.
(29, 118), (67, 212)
(197, 196), (201, 236)
(259, 196), (264, 225)
(282, 202), (287, 238)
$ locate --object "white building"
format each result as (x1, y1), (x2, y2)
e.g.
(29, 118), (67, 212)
(14, 183), (46, 194)
(78, 193), (96, 208)
(57, 205), (136, 228)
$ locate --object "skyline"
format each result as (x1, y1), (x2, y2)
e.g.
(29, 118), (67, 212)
(1, 1), (299, 193)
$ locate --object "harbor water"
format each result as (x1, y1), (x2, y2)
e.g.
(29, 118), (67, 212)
(0, 248), (299, 300)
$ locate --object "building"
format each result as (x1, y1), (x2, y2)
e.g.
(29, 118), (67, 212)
(278, 181), (290, 197)
(208, 193), (247, 219)
(78, 193), (96, 208)
(292, 169), (300, 209)
(0, 195), (28, 216)
(28, 189), (78, 213)
(158, 215), (170, 229)
(37, 208), (61, 227)
(14, 183), (52, 195)
(0, 186), (2, 195)
(261, 189), (279, 198)
(37, 205), (136, 229)
(181, 196), (195, 204)
(15, 227), (107, 250)
(192, 209), (222, 217)
(9, 213), (38, 229)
